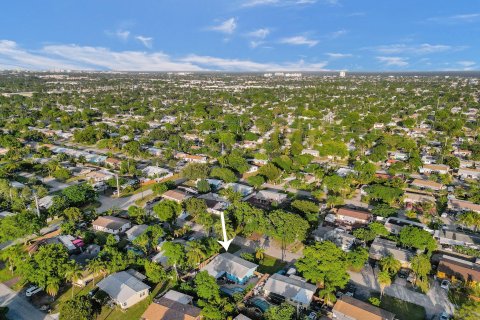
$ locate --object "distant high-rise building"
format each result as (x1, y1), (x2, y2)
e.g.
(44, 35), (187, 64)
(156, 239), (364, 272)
(339, 71), (346, 77)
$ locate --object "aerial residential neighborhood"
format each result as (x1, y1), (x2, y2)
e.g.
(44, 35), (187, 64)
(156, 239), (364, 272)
(0, 1), (479, 320)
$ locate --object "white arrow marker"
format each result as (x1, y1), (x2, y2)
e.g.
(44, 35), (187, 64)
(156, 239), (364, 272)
(217, 211), (233, 251)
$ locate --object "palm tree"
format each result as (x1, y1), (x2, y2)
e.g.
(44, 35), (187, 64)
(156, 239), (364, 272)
(377, 270), (391, 297)
(318, 288), (336, 306)
(65, 262), (83, 298)
(46, 278), (60, 298)
(380, 254), (401, 275)
(255, 247), (265, 261)
(87, 259), (105, 286)
(186, 241), (206, 266)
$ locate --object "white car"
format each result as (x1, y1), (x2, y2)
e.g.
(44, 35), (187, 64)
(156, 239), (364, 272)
(25, 285), (42, 297)
(440, 279), (450, 290)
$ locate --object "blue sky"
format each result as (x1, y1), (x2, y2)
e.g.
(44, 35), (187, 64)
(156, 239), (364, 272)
(0, 0), (479, 71)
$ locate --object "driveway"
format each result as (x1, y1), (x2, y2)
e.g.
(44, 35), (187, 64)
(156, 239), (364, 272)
(348, 265), (454, 319)
(0, 283), (55, 320)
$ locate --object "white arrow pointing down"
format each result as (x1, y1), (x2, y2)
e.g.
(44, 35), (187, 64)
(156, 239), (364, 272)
(217, 211), (233, 251)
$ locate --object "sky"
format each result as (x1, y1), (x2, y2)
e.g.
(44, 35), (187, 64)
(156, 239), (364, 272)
(0, 0), (479, 71)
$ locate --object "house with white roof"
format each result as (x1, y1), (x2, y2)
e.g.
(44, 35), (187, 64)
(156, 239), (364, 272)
(97, 270), (150, 309)
(142, 166), (173, 181)
(458, 167), (480, 180)
(263, 273), (316, 308)
(201, 252), (258, 285)
(225, 183), (254, 197)
(126, 225), (148, 241)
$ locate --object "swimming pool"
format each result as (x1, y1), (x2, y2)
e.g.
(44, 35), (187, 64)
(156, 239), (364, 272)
(220, 286), (244, 297)
(249, 297), (271, 312)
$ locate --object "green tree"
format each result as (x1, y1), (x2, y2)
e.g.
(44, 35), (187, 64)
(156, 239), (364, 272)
(59, 295), (94, 320)
(247, 175), (265, 189)
(162, 241), (185, 279)
(264, 302), (296, 320)
(186, 240), (207, 266)
(377, 270), (392, 296)
(399, 226), (437, 253)
(379, 254), (401, 275)
(197, 179), (211, 193)
(347, 247), (369, 272)
(194, 271), (220, 302)
(144, 260), (167, 283)
(181, 163), (210, 180)
(65, 261), (83, 298)
(153, 200), (181, 223)
(291, 199), (319, 223)
(210, 167), (237, 183)
(410, 254), (431, 292)
(296, 241), (349, 289)
(258, 163), (282, 183)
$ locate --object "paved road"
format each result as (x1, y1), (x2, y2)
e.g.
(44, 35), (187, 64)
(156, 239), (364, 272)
(348, 265), (454, 319)
(97, 189), (153, 213)
(0, 283), (55, 320)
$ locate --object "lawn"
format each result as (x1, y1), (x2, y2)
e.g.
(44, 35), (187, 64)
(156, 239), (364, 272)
(380, 295), (426, 320)
(256, 254), (287, 274)
(96, 281), (169, 320)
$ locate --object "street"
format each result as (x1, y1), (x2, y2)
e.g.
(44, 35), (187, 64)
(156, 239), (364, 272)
(0, 283), (55, 320)
(97, 189), (153, 213)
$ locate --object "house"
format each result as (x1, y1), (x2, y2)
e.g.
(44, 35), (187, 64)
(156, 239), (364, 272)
(142, 166), (173, 181)
(97, 270), (150, 309)
(434, 230), (480, 250)
(448, 198), (480, 213)
(147, 147), (163, 157)
(335, 207), (372, 226)
(263, 273), (317, 308)
(312, 226), (355, 251)
(105, 157), (121, 169)
(390, 151), (409, 161)
(384, 217), (433, 235)
(162, 189), (191, 203)
(332, 296), (395, 320)
(225, 183), (254, 197)
(458, 168), (480, 180)
(163, 290), (194, 305)
(437, 255), (480, 285)
(301, 149), (319, 157)
(403, 191), (436, 205)
(234, 315), (252, 320)
(38, 195), (54, 210)
(175, 152), (207, 163)
(85, 170), (115, 183)
(369, 238), (414, 268)
(141, 296), (201, 320)
(92, 216), (131, 234)
(205, 178), (223, 190)
(201, 252), (258, 285)
(253, 189), (288, 204)
(125, 225), (148, 241)
(419, 164), (449, 175)
(410, 179), (445, 191)
(453, 149), (472, 158)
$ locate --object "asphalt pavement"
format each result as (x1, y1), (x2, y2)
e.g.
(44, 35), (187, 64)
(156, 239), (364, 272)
(0, 283), (55, 320)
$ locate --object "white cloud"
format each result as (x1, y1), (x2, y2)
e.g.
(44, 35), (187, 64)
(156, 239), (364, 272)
(182, 54), (328, 71)
(376, 56), (409, 67)
(330, 29), (348, 38)
(0, 40), (327, 72)
(457, 60), (476, 67)
(428, 13), (480, 23)
(280, 36), (318, 47)
(135, 35), (153, 48)
(326, 52), (352, 59)
(0, 40), (87, 70)
(209, 18), (237, 34)
(106, 30), (130, 41)
(373, 43), (461, 55)
(242, 0), (278, 7)
(247, 28), (270, 39)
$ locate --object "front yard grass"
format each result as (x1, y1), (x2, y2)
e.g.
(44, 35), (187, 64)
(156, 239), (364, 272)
(380, 295), (426, 320)
(257, 254), (287, 274)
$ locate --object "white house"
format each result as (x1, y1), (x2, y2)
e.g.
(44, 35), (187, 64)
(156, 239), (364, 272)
(202, 253), (258, 285)
(97, 270), (150, 309)
(301, 149), (319, 157)
(458, 168), (480, 180)
(419, 164), (449, 175)
(92, 216), (131, 234)
(263, 274), (316, 308)
(125, 224), (148, 241)
(254, 189), (288, 204)
(225, 183), (254, 196)
(142, 166), (173, 181)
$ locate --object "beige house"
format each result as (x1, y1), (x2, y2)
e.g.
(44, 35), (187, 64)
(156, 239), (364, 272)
(97, 270), (150, 309)
(92, 216), (131, 234)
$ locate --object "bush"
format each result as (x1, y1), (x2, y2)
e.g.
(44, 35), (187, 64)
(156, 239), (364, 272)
(369, 297), (381, 306)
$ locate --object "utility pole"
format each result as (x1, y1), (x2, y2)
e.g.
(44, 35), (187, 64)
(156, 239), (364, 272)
(33, 192), (40, 218)
(116, 174), (120, 197)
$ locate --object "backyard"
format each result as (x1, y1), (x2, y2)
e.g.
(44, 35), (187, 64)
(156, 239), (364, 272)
(256, 254), (287, 274)
(380, 295), (426, 320)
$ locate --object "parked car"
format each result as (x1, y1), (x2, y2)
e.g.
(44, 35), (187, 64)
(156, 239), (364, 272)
(25, 285), (42, 297)
(441, 279), (450, 290)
